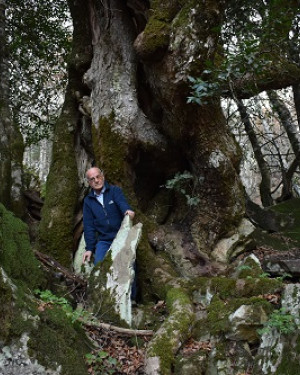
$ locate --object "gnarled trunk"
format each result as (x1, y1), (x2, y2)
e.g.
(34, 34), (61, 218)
(84, 0), (244, 268)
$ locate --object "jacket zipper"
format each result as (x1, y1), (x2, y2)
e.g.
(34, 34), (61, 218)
(94, 196), (110, 225)
(101, 202), (110, 225)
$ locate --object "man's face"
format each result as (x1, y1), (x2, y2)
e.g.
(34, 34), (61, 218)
(87, 168), (104, 193)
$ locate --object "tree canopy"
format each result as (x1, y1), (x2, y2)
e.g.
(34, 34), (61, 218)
(7, 0), (71, 144)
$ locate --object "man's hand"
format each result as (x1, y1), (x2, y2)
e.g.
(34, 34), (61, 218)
(125, 210), (135, 219)
(82, 250), (93, 264)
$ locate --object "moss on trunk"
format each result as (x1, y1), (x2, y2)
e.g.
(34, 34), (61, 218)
(39, 0), (93, 267)
(39, 101), (79, 266)
(145, 287), (194, 374)
(92, 114), (129, 187)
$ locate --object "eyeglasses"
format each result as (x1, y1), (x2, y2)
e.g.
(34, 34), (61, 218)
(88, 174), (103, 183)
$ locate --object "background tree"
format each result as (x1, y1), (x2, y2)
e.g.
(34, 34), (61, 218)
(236, 98), (274, 207)
(7, 0), (71, 144)
(0, 0), (24, 216)
(268, 89), (300, 201)
(228, 88), (300, 208)
(0, 0), (72, 215)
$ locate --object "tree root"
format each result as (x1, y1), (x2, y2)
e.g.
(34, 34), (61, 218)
(84, 320), (154, 337)
(144, 287), (194, 375)
(34, 250), (87, 288)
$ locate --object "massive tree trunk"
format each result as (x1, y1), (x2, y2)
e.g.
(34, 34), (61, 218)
(84, 0), (244, 261)
(0, 0), (24, 217)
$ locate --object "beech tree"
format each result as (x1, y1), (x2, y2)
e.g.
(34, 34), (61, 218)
(40, 0), (300, 264)
(1, 1), (300, 373)
(37, 3), (300, 371)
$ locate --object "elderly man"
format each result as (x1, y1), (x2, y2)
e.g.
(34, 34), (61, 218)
(82, 167), (135, 265)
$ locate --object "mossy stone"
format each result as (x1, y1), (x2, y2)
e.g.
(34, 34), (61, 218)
(28, 306), (89, 375)
(0, 203), (44, 290)
(270, 198), (300, 244)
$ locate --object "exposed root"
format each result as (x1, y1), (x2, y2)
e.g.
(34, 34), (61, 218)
(144, 287), (194, 375)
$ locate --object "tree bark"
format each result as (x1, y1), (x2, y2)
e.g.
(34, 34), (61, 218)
(0, 0), (25, 217)
(84, 0), (245, 264)
(268, 89), (300, 200)
(236, 99), (273, 207)
(39, 0), (93, 266)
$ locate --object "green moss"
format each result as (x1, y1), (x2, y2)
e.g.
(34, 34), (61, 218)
(150, 331), (174, 374)
(150, 0), (180, 22)
(0, 265), (89, 374)
(190, 276), (234, 299)
(147, 287), (194, 374)
(206, 296), (228, 334)
(206, 295), (273, 336)
(251, 228), (298, 252)
(270, 198), (300, 244)
(274, 340), (300, 375)
(28, 306), (89, 375)
(142, 18), (170, 56)
(137, 0), (184, 59)
(240, 278), (282, 297)
(0, 272), (14, 341)
(0, 269), (40, 344)
(0, 203), (44, 289)
(171, 1), (191, 28)
(174, 350), (208, 375)
(93, 113), (128, 187)
(236, 256), (264, 278)
(190, 276), (282, 300)
(132, 302), (168, 331)
(166, 287), (191, 310)
(39, 94), (79, 267)
(249, 199), (300, 253)
(0, 203), (45, 342)
(136, 228), (179, 302)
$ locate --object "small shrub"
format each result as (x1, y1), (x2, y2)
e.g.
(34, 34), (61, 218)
(164, 171), (201, 207)
(85, 351), (120, 374)
(258, 307), (297, 335)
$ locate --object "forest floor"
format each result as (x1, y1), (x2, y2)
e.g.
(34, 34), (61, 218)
(84, 323), (149, 374)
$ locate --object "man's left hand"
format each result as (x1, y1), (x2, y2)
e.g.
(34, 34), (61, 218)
(125, 210), (135, 219)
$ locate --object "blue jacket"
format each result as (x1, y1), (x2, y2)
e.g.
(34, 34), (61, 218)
(83, 182), (132, 252)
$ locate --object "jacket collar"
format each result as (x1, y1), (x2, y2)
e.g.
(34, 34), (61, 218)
(87, 181), (110, 198)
